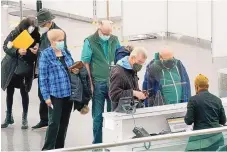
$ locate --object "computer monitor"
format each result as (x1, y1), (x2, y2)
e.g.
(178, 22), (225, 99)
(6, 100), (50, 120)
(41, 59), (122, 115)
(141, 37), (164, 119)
(166, 117), (192, 133)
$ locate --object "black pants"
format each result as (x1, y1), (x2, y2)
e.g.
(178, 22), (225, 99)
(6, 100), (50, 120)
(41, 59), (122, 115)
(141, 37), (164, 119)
(6, 76), (29, 114)
(42, 96), (73, 150)
(38, 87), (48, 124)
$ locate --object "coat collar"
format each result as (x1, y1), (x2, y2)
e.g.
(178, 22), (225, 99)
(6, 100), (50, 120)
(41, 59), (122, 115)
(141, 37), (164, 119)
(47, 47), (71, 67)
(93, 30), (114, 44)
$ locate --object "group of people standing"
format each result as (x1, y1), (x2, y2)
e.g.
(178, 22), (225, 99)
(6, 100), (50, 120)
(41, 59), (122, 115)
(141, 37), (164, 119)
(1, 8), (122, 150)
(1, 8), (226, 151)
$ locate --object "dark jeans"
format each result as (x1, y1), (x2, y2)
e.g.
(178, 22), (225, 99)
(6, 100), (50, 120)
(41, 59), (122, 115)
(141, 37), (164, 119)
(42, 96), (73, 150)
(38, 83), (48, 124)
(6, 78), (29, 114)
(92, 81), (111, 144)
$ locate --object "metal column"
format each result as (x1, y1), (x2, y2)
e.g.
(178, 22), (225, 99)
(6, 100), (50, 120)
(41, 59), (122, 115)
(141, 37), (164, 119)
(36, 0), (42, 12)
(166, 0), (169, 38)
(107, 0), (110, 20)
(211, 0), (214, 62)
(121, 0), (124, 41)
(93, 0), (97, 22)
(19, 0), (23, 21)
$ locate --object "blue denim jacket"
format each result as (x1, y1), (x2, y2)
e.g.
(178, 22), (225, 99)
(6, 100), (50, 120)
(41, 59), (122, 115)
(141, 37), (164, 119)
(39, 47), (74, 101)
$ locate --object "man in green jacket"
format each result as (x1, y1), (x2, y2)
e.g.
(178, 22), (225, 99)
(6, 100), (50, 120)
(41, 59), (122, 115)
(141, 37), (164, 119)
(81, 20), (121, 144)
(185, 74), (226, 151)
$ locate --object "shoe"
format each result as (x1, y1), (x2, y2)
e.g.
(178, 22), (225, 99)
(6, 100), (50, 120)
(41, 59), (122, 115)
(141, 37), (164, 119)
(32, 122), (48, 129)
(1, 112), (14, 128)
(21, 112), (28, 129)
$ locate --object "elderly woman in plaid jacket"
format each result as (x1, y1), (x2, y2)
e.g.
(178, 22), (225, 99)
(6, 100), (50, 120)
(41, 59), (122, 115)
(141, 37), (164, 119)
(39, 29), (74, 150)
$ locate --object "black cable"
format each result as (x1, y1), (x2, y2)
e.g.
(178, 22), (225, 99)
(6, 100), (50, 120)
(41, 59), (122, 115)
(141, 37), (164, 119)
(130, 107), (151, 150)
(144, 142), (151, 150)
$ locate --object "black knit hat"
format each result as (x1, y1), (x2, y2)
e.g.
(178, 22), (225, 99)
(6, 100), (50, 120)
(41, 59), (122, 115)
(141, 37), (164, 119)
(37, 8), (55, 26)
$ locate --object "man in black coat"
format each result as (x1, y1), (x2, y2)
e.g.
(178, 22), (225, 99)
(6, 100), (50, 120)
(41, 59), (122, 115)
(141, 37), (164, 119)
(184, 74), (226, 151)
(109, 47), (148, 111)
(32, 9), (70, 129)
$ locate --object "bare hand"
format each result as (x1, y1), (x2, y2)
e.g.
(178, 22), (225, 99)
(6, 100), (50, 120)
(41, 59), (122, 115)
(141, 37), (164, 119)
(29, 45), (39, 54)
(45, 99), (52, 107)
(91, 83), (94, 96)
(71, 68), (79, 74)
(18, 48), (27, 56)
(34, 44), (39, 50)
(133, 90), (147, 100)
(7, 41), (13, 49)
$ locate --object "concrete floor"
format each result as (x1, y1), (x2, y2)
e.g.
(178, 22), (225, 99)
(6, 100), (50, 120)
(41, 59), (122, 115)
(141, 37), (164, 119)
(1, 5), (227, 151)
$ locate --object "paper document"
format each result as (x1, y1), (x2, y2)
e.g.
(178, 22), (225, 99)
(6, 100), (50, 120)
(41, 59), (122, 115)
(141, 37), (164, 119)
(13, 30), (34, 49)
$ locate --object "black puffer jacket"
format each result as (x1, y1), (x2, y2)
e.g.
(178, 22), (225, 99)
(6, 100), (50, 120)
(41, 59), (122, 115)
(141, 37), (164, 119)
(1, 27), (40, 92)
(69, 66), (92, 111)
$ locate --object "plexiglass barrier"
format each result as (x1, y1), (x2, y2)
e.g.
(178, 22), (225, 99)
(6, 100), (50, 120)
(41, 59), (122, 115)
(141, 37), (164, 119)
(51, 126), (227, 151)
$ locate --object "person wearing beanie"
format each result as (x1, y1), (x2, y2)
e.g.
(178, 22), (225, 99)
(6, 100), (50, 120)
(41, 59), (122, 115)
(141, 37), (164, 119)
(184, 74), (226, 151)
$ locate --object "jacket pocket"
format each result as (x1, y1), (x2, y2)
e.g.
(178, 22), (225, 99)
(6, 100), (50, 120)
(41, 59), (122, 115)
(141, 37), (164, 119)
(70, 73), (83, 102)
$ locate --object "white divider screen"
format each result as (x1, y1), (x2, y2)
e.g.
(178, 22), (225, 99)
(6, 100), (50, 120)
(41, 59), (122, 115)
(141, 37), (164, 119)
(168, 0), (197, 38)
(12, 0), (94, 18)
(122, 0), (167, 36)
(96, 0), (121, 18)
(197, 1), (211, 41)
(42, 0), (93, 18)
(212, 0), (227, 57)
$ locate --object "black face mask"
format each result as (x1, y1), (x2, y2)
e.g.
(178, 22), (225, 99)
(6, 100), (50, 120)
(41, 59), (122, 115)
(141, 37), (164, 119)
(161, 59), (176, 69)
(133, 63), (143, 72)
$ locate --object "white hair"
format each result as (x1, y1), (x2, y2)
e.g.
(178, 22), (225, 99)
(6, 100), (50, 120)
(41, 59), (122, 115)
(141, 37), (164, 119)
(130, 47), (148, 59)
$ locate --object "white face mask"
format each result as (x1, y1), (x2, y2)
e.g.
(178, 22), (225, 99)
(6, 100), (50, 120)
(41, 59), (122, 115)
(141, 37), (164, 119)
(39, 26), (49, 34)
(28, 26), (35, 34)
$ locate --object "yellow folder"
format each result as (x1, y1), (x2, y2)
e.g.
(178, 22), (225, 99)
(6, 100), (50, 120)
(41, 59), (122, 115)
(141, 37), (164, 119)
(12, 30), (34, 49)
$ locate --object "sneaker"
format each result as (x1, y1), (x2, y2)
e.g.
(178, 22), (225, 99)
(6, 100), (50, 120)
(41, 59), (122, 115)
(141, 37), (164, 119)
(32, 122), (48, 129)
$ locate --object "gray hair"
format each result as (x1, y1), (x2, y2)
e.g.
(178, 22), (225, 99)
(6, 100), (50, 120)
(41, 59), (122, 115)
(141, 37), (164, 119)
(130, 47), (148, 59)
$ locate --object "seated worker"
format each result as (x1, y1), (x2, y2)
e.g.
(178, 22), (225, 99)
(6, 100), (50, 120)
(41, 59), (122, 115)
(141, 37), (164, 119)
(109, 47), (148, 111)
(143, 49), (191, 106)
(185, 74), (226, 151)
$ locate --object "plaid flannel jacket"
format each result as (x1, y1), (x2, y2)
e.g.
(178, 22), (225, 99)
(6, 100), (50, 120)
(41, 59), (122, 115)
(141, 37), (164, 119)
(39, 47), (74, 101)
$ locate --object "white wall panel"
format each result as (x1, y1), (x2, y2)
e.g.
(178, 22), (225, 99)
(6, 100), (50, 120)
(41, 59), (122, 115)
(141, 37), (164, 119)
(96, 0), (121, 18)
(22, 0), (37, 10)
(42, 0), (93, 18)
(168, 0), (197, 37)
(123, 0), (167, 36)
(18, 0), (93, 18)
(212, 0), (227, 57)
(197, 1), (211, 41)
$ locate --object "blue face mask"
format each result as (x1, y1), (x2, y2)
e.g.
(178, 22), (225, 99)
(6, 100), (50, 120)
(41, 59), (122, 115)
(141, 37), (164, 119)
(100, 35), (110, 41)
(55, 41), (64, 50)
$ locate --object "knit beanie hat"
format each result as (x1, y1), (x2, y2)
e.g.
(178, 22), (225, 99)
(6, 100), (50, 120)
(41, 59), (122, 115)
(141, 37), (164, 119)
(194, 74), (209, 87)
